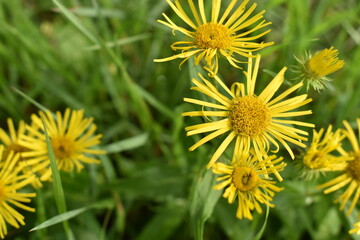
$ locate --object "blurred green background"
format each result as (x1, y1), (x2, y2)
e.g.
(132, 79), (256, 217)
(0, 0), (360, 239)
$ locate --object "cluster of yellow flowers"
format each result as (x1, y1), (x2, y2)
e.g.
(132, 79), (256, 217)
(155, 0), (357, 234)
(0, 108), (104, 238)
(304, 120), (360, 234)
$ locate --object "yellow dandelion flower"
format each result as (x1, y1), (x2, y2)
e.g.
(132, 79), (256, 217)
(303, 125), (350, 172)
(317, 119), (360, 216)
(293, 47), (344, 91)
(19, 108), (105, 182)
(212, 149), (285, 220)
(154, 0), (274, 74)
(183, 54), (314, 180)
(0, 146), (36, 239)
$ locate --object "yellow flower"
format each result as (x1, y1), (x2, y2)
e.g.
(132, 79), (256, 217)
(183, 55), (314, 181)
(0, 118), (28, 159)
(212, 149), (285, 220)
(0, 119), (43, 188)
(19, 108), (105, 182)
(317, 119), (360, 216)
(303, 125), (350, 172)
(154, 0), (273, 74)
(293, 47), (344, 91)
(0, 146), (36, 239)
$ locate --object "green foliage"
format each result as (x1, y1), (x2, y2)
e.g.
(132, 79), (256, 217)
(0, 0), (359, 239)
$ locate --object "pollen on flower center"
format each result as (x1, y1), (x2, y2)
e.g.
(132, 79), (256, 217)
(51, 137), (76, 160)
(347, 152), (360, 182)
(228, 96), (271, 137)
(194, 23), (232, 49)
(233, 166), (259, 192)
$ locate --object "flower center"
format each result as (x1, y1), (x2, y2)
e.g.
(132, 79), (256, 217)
(228, 96), (271, 137)
(303, 152), (325, 169)
(347, 152), (360, 182)
(194, 23), (232, 49)
(232, 166), (259, 192)
(51, 137), (75, 160)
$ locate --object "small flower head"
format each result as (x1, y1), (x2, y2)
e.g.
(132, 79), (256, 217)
(0, 146), (36, 239)
(212, 150), (285, 220)
(183, 55), (314, 181)
(19, 108), (106, 182)
(292, 47), (344, 91)
(155, 0), (274, 74)
(317, 119), (360, 216)
(301, 125), (351, 177)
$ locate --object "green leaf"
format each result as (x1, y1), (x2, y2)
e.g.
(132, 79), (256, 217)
(137, 201), (186, 240)
(253, 203), (269, 240)
(11, 87), (48, 112)
(31, 199), (114, 232)
(103, 133), (149, 153)
(189, 170), (222, 240)
(110, 165), (188, 199)
(31, 207), (87, 232)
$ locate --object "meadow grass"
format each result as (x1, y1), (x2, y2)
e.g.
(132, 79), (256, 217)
(0, 0), (360, 239)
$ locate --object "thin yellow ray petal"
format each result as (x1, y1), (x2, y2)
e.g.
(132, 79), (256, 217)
(206, 131), (236, 168)
(198, 0), (207, 23)
(182, 111), (229, 117)
(339, 180), (357, 210)
(347, 186), (360, 216)
(231, 82), (246, 98)
(211, 75), (234, 98)
(225, 0), (250, 27)
(267, 130), (295, 159)
(271, 119), (315, 128)
(232, 20), (271, 37)
(230, 10), (265, 31)
(185, 119), (229, 135)
(271, 110), (312, 118)
(269, 96), (311, 113)
(188, 0), (201, 25)
(270, 123), (309, 138)
(258, 67), (287, 103)
(267, 82), (304, 106)
(154, 49), (202, 62)
(343, 120), (359, 152)
(229, 6), (259, 31)
(248, 55), (261, 95)
(158, 16), (194, 37)
(211, 0), (221, 23)
(218, 0), (239, 25)
(263, 131), (280, 153)
(191, 78), (230, 106)
(268, 128), (307, 147)
(323, 176), (352, 194)
(183, 98), (228, 110)
(189, 127), (230, 151)
(165, 0), (197, 29)
(317, 173), (348, 189)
